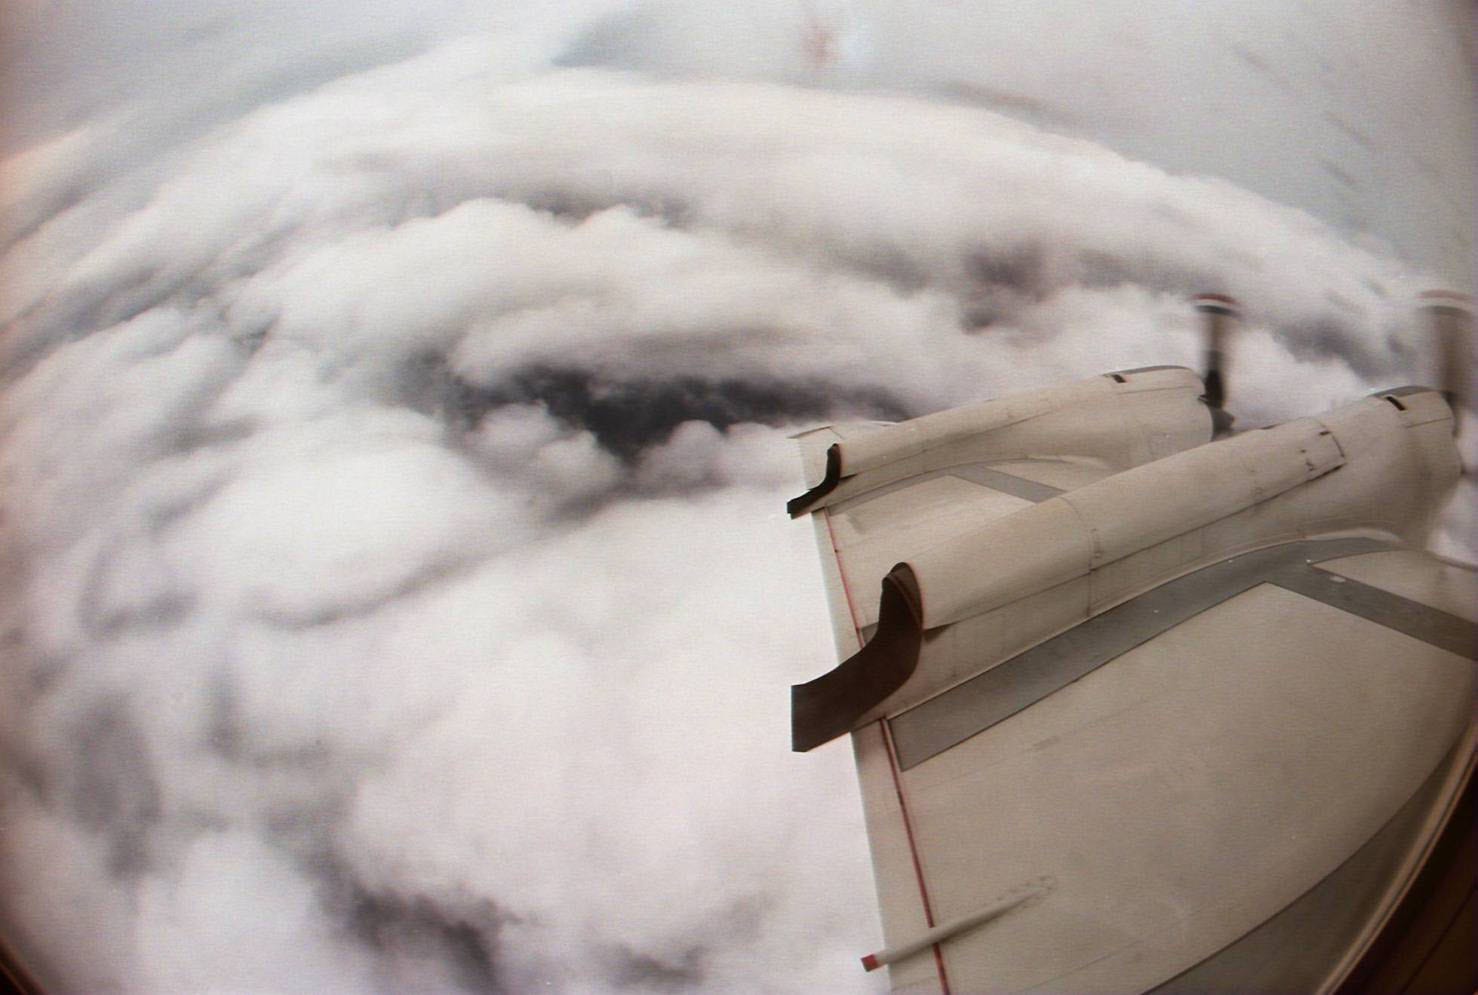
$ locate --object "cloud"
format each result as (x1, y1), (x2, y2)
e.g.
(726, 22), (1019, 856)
(0, 7), (1470, 994)
(7, 21), (1443, 408)
(558, 0), (1474, 286)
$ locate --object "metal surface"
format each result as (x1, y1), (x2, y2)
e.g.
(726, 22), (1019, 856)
(1149, 733), (1470, 994)
(900, 414), (1347, 631)
(829, 462), (1052, 517)
(890, 538), (1478, 771)
(1377, 385), (1441, 398)
(892, 583), (1473, 992)
(951, 465), (1064, 503)
(1106, 365), (1189, 376)
(1319, 548), (1478, 624)
(1274, 567), (1478, 660)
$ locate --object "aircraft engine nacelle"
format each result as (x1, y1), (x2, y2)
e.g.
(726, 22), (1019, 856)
(788, 366), (1213, 518)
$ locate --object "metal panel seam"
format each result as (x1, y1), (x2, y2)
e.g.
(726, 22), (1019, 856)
(889, 538), (1407, 770)
(881, 720), (951, 994)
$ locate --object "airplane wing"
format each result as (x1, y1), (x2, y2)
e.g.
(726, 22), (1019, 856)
(788, 372), (1476, 993)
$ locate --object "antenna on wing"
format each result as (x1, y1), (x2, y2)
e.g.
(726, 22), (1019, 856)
(1193, 293), (1239, 435)
(1419, 290), (1472, 432)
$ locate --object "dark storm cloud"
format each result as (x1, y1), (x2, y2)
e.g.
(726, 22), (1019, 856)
(68, 702), (162, 878)
(607, 944), (706, 990)
(449, 365), (908, 460)
(344, 889), (507, 993)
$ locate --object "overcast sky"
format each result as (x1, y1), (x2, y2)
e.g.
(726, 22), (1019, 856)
(0, 2), (1473, 992)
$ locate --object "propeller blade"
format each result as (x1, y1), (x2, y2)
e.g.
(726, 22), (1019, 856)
(1193, 293), (1239, 435)
(1419, 290), (1472, 428)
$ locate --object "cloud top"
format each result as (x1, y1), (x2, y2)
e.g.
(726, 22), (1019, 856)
(0, 13), (1469, 993)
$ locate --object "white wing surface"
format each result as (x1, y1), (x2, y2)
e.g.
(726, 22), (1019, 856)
(788, 373), (1476, 994)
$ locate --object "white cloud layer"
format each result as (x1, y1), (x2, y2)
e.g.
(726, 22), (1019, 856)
(0, 7), (1471, 993)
